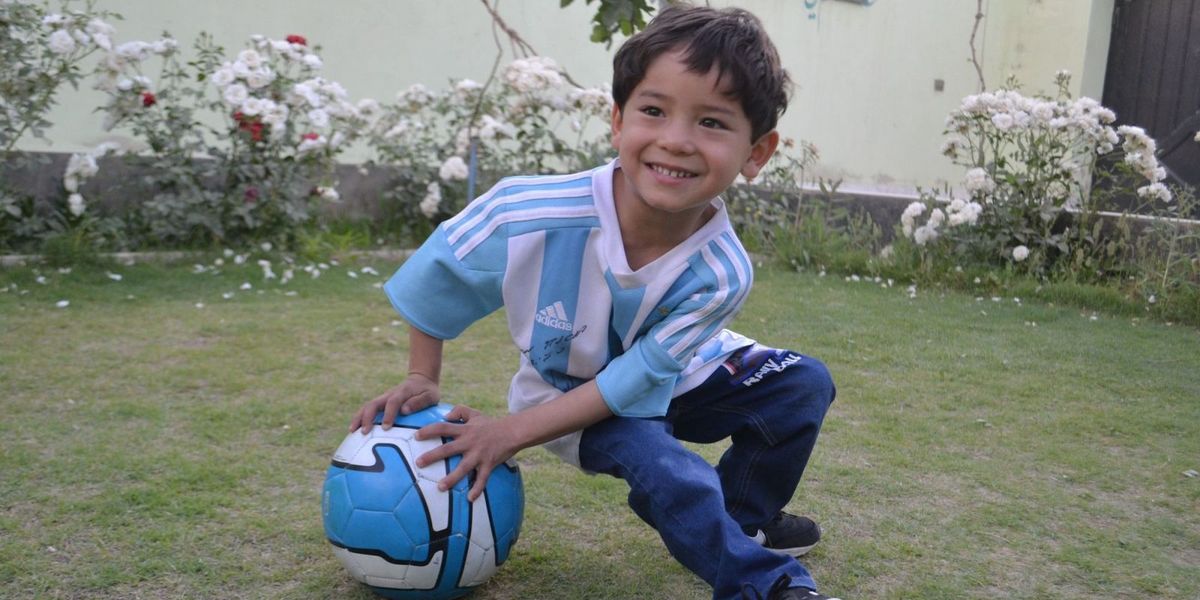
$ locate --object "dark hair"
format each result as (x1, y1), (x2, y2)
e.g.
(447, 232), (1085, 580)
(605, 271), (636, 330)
(611, 3), (791, 141)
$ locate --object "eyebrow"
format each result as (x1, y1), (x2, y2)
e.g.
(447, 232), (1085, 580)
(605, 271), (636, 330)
(635, 90), (739, 117)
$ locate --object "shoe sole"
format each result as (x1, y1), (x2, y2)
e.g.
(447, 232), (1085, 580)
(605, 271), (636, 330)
(751, 530), (820, 558)
(772, 542), (817, 558)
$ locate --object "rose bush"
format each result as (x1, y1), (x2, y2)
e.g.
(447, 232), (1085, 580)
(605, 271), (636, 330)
(364, 56), (613, 237)
(1, 0), (121, 249)
(94, 31), (371, 247)
(897, 73), (1173, 280)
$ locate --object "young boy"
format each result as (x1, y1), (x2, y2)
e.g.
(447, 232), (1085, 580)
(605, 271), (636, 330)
(350, 4), (840, 599)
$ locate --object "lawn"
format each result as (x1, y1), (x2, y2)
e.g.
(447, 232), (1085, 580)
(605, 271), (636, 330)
(1, 254), (1197, 599)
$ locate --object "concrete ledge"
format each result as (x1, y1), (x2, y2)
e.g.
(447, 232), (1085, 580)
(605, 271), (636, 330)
(0, 248), (416, 268)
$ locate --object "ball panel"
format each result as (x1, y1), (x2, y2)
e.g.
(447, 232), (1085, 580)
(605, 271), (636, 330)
(485, 460), (525, 565)
(458, 498), (499, 587)
(345, 444), (416, 512)
(322, 470), (355, 542)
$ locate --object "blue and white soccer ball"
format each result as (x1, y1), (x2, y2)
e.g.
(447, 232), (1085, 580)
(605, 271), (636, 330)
(323, 404), (524, 599)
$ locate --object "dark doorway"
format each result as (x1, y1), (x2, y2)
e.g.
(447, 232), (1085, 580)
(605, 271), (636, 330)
(1102, 0), (1200, 194)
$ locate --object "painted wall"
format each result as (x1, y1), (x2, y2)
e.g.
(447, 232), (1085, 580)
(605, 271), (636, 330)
(19, 0), (1115, 196)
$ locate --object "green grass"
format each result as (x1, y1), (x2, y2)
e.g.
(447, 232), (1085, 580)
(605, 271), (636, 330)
(1, 256), (1197, 599)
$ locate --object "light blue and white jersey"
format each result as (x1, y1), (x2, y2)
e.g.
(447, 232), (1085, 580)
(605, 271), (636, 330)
(384, 159), (755, 465)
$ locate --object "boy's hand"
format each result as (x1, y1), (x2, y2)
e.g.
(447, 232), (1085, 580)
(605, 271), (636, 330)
(414, 404), (519, 502)
(349, 373), (440, 434)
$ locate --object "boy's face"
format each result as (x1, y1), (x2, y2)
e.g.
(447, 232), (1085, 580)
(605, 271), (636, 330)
(611, 49), (778, 218)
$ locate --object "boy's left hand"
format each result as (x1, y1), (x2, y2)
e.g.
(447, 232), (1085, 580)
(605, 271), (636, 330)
(414, 404), (520, 502)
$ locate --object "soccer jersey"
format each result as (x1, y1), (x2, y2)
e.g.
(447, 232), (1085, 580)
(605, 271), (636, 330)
(384, 158), (756, 465)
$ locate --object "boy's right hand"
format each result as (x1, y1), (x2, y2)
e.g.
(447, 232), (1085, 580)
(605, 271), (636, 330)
(349, 373), (440, 434)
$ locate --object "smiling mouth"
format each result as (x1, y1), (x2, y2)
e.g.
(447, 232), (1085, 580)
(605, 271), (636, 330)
(648, 163), (697, 179)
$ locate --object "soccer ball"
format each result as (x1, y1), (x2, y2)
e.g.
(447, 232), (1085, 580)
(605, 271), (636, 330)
(322, 404), (524, 599)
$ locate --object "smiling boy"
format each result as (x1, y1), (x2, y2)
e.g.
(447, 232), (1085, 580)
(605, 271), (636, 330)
(351, 4), (840, 599)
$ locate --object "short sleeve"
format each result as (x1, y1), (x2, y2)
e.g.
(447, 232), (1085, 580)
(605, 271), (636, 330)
(383, 226), (505, 340)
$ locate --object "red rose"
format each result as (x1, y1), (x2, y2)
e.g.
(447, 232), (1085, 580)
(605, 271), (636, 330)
(235, 113), (265, 142)
(302, 132), (319, 141)
(286, 34), (307, 46)
(244, 187), (260, 203)
(141, 91), (156, 107)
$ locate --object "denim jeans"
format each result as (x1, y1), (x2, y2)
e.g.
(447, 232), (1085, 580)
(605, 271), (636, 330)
(578, 347), (836, 600)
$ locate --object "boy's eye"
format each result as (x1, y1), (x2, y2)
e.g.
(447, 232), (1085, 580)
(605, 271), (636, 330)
(699, 117), (727, 130)
(639, 106), (663, 117)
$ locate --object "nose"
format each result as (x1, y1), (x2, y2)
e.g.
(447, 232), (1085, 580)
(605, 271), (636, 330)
(658, 119), (696, 155)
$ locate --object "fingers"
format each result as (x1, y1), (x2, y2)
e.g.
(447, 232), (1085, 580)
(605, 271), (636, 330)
(424, 447), (493, 501)
(443, 404), (481, 422)
(467, 463), (493, 502)
(350, 399), (382, 434)
(414, 422), (460, 452)
(380, 396), (400, 430)
(398, 391), (436, 416)
(438, 460), (473, 493)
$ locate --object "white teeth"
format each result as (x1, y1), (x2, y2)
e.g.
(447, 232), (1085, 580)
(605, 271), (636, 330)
(650, 163), (695, 178)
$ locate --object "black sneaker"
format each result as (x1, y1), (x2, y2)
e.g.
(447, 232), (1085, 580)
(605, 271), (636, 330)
(750, 512), (821, 557)
(742, 574), (844, 600)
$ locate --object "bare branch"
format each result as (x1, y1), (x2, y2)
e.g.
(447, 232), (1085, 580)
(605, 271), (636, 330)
(477, 0), (585, 88)
(969, 0), (987, 92)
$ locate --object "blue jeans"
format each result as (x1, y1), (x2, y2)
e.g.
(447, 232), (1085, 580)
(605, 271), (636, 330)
(578, 347), (836, 600)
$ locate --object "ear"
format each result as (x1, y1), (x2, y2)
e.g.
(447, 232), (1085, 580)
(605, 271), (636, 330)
(740, 130), (780, 181)
(610, 103), (623, 149)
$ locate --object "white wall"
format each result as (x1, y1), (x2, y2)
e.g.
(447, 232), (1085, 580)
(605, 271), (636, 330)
(20, 0), (1115, 196)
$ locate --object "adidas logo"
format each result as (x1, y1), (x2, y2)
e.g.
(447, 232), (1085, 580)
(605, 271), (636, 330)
(535, 301), (574, 332)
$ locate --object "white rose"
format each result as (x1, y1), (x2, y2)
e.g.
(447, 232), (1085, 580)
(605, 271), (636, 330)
(240, 98), (265, 117)
(223, 83), (249, 106)
(115, 41), (151, 62)
(151, 38), (178, 55)
(316, 186), (340, 202)
(991, 113), (1015, 131)
(67, 194), (86, 216)
(306, 108), (330, 128)
(356, 98), (381, 120)
(1012, 245), (1029, 262)
(439, 156), (469, 182)
(211, 67), (236, 88)
(420, 182), (441, 218)
(245, 68), (275, 90)
(964, 167), (996, 195)
(297, 135), (326, 154)
(48, 30), (76, 54)
(900, 201), (926, 236)
(237, 49), (262, 68)
(262, 103), (289, 126)
(231, 60), (252, 79)
(913, 225), (938, 246)
(91, 32), (111, 50)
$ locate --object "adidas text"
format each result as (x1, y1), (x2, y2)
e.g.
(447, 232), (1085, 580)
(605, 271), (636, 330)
(535, 301), (574, 332)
